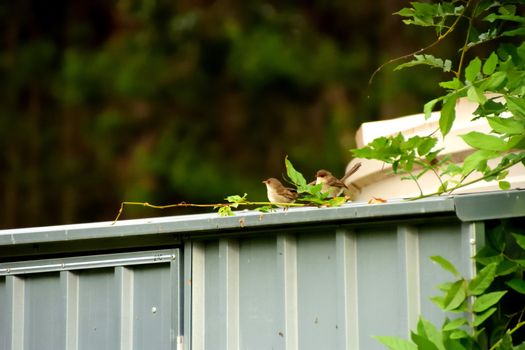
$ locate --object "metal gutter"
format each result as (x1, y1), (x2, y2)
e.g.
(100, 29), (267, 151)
(453, 189), (525, 221)
(0, 195), (457, 247)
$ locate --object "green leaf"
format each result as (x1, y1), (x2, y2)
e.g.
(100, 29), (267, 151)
(440, 95), (457, 136)
(484, 13), (525, 23)
(444, 280), (467, 311)
(473, 307), (497, 327)
(499, 181), (511, 190)
(472, 291), (507, 312)
(506, 278), (525, 294)
(374, 336), (417, 350)
(225, 193), (247, 204)
(217, 206), (234, 216)
(424, 98), (441, 119)
(417, 318), (446, 350)
(512, 233), (525, 250)
(488, 117), (525, 135)
(462, 149), (500, 175)
(443, 318), (467, 331)
(481, 71), (507, 91)
(439, 78), (462, 90)
(285, 156), (307, 189)
(431, 256), (461, 277)
(255, 205), (274, 213)
(483, 52), (499, 75)
(506, 96), (525, 119)
(465, 57), (482, 82)
(410, 332), (440, 350)
(395, 54), (452, 72)
(327, 197), (346, 207)
(461, 131), (509, 151)
(467, 85), (487, 104)
(468, 263), (497, 296)
(501, 27), (525, 37)
(449, 329), (470, 340)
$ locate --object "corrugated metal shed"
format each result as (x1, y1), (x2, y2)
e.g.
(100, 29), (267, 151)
(0, 190), (523, 350)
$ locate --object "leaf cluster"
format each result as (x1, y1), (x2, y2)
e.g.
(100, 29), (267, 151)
(354, 0), (525, 197)
(216, 157), (351, 216)
(376, 222), (525, 350)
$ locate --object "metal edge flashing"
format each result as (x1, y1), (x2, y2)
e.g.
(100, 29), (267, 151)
(453, 190), (525, 222)
(0, 196), (458, 248)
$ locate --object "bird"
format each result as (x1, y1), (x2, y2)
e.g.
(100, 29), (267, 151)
(262, 178), (298, 207)
(314, 162), (362, 198)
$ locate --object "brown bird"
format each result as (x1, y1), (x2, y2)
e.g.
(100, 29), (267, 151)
(315, 162), (362, 198)
(262, 178), (298, 207)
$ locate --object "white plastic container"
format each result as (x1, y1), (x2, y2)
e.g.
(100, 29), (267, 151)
(347, 98), (525, 200)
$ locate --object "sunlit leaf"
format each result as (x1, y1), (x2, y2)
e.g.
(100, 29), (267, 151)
(488, 117), (525, 135)
(374, 336), (417, 350)
(506, 96), (525, 119)
(468, 263), (497, 296)
(444, 280), (467, 311)
(285, 156), (307, 189)
(431, 256), (461, 277)
(443, 318), (467, 331)
(467, 85), (487, 104)
(472, 291), (507, 312)
(440, 95), (457, 136)
(465, 57), (482, 82)
(462, 149), (499, 175)
(473, 307), (497, 327)
(499, 181), (511, 190)
(461, 131), (509, 151)
(483, 52), (498, 75)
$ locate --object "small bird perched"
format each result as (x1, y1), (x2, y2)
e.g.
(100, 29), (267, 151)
(262, 178), (298, 207)
(315, 162), (362, 198)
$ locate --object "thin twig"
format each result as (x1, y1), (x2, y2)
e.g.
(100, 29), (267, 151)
(369, 0), (470, 85)
(112, 200), (307, 224)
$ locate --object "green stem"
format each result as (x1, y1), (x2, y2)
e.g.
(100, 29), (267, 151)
(415, 153), (525, 199)
(489, 320), (525, 350)
(456, 0), (479, 79)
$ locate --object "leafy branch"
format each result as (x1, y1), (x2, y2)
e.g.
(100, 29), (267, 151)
(113, 157), (353, 223)
(357, 0), (525, 199)
(376, 222), (525, 350)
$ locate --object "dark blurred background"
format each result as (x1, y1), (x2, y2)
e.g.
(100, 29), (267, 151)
(0, 0), (460, 228)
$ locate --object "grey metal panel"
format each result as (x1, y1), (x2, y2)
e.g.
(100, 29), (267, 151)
(2, 191), (522, 350)
(190, 218), (478, 350)
(356, 227), (404, 350)
(296, 232), (338, 350)
(77, 268), (119, 350)
(23, 273), (64, 350)
(0, 277), (7, 350)
(204, 241), (221, 349)
(132, 265), (174, 350)
(238, 237), (278, 350)
(0, 250), (181, 350)
(418, 222), (472, 327)
(275, 234), (298, 350)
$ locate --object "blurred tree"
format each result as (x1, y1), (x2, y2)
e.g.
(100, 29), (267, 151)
(0, 0), (459, 228)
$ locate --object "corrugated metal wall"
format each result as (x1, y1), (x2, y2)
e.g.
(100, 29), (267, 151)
(189, 221), (479, 350)
(0, 250), (182, 350)
(0, 191), (522, 350)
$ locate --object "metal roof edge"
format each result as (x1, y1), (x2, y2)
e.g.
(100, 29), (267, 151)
(0, 196), (457, 247)
(453, 189), (525, 222)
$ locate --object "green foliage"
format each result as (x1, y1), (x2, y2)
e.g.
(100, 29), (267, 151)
(215, 158), (349, 215)
(376, 221), (525, 350)
(353, 0), (525, 198)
